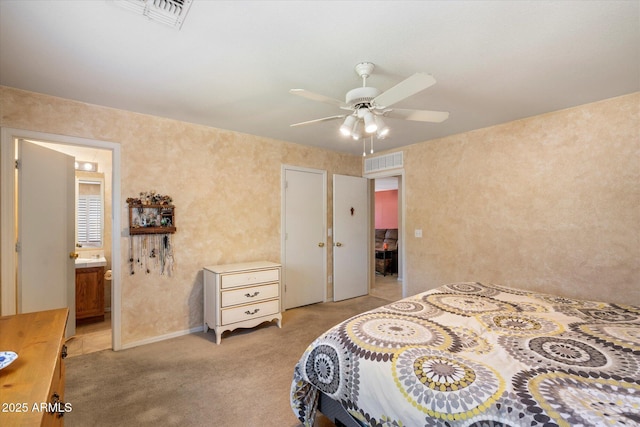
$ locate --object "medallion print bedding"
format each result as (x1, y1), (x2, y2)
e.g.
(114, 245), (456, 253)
(290, 282), (640, 426)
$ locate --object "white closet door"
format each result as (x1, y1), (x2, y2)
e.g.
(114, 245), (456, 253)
(283, 167), (326, 309)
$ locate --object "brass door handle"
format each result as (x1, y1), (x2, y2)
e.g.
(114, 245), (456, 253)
(335, 242), (343, 247)
(69, 252), (79, 259)
(318, 242), (325, 247)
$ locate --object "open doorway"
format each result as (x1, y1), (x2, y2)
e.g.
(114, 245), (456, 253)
(371, 176), (402, 301)
(30, 141), (113, 356)
(1, 127), (122, 354)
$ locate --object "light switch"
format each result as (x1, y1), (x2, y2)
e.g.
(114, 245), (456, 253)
(415, 229), (423, 238)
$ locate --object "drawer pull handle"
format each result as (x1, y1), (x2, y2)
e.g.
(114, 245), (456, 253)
(245, 291), (260, 298)
(245, 308), (260, 315)
(51, 392), (66, 418)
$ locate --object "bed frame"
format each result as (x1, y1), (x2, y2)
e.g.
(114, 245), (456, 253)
(318, 392), (362, 427)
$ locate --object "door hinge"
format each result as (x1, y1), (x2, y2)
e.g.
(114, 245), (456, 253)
(15, 241), (20, 252)
(15, 159), (20, 169)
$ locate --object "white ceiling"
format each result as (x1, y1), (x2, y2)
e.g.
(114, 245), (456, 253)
(1, 1), (638, 155)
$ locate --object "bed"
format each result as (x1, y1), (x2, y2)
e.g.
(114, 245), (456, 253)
(290, 282), (640, 426)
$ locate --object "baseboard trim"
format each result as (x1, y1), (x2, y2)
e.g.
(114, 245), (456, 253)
(121, 325), (204, 350)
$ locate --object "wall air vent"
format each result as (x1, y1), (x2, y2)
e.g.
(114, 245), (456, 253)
(364, 151), (404, 175)
(110, 0), (192, 30)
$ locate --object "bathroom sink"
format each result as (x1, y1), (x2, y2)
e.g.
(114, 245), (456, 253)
(75, 257), (107, 269)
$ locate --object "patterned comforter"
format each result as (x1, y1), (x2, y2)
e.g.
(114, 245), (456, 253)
(290, 283), (640, 426)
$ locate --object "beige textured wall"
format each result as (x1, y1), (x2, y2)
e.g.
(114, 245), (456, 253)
(401, 93), (639, 305)
(1, 86), (360, 346)
(2, 86), (638, 346)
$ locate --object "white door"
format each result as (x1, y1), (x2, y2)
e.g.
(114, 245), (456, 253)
(283, 167), (326, 309)
(18, 140), (76, 337)
(333, 174), (369, 301)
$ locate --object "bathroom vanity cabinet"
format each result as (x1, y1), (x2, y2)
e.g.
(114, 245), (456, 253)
(75, 266), (104, 322)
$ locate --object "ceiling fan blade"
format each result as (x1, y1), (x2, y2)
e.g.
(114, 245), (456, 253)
(373, 73), (437, 108)
(290, 115), (346, 127)
(384, 108), (449, 123)
(290, 89), (349, 109)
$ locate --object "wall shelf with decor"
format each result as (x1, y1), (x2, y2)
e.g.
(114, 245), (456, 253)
(128, 204), (176, 235)
(126, 192), (176, 276)
(127, 192), (176, 235)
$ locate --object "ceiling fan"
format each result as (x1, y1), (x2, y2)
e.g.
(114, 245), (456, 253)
(289, 62), (449, 140)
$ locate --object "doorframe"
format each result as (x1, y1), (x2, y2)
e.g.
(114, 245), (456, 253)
(1, 127), (123, 351)
(364, 168), (406, 298)
(281, 164), (328, 305)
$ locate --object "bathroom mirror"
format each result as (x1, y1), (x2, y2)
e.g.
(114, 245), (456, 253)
(76, 173), (104, 249)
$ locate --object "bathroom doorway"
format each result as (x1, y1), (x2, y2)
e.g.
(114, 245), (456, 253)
(29, 141), (113, 356)
(0, 127), (122, 353)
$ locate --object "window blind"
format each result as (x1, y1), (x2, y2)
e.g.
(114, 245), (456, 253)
(77, 195), (102, 246)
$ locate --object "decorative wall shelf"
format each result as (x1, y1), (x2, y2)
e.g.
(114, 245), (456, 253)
(126, 192), (176, 276)
(128, 203), (176, 235)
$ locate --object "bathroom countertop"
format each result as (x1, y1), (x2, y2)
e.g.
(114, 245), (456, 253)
(75, 256), (107, 269)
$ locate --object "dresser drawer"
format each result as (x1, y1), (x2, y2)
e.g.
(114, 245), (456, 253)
(221, 299), (280, 325)
(221, 268), (279, 289)
(221, 282), (279, 308)
(204, 261), (282, 344)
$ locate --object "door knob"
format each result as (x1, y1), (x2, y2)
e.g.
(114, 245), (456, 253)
(318, 242), (325, 247)
(69, 252), (79, 259)
(335, 242), (343, 247)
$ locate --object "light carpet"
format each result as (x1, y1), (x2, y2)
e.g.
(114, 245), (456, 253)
(65, 295), (390, 427)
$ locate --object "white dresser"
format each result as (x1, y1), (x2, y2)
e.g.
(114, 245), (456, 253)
(203, 261), (282, 344)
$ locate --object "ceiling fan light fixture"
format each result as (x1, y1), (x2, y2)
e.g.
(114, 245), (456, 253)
(340, 115), (357, 136)
(351, 120), (363, 140)
(363, 110), (377, 133)
(289, 61), (448, 149)
(375, 117), (390, 138)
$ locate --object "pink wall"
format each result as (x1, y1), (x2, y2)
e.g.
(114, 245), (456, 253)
(375, 190), (398, 229)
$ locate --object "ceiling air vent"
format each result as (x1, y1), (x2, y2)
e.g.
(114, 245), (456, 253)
(110, 0), (193, 30)
(364, 151), (404, 175)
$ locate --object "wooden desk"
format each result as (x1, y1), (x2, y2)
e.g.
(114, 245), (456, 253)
(0, 308), (69, 426)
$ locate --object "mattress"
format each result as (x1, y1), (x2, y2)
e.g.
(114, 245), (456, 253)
(290, 282), (640, 426)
